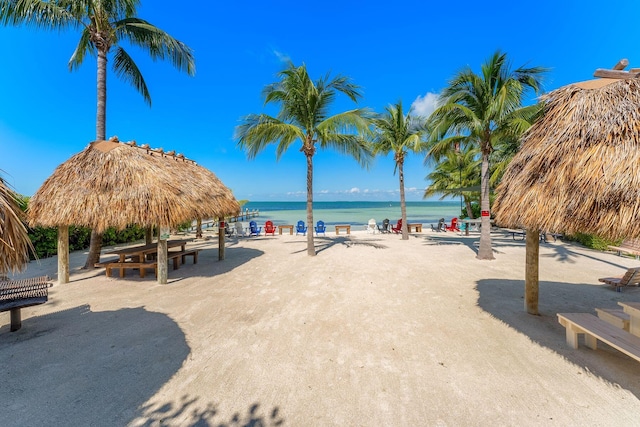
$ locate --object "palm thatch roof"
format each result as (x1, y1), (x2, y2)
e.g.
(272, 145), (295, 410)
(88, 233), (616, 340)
(0, 177), (33, 274)
(494, 76), (640, 240)
(28, 138), (240, 232)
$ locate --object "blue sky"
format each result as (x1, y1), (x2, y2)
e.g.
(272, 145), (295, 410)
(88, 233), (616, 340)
(1, 0), (639, 201)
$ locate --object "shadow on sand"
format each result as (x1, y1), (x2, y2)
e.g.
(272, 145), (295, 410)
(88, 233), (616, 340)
(476, 278), (640, 398)
(0, 305), (190, 426)
(133, 399), (284, 427)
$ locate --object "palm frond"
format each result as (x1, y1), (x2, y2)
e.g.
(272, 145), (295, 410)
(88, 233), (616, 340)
(112, 46), (151, 104)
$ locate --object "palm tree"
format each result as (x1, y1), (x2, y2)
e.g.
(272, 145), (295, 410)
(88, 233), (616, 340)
(427, 51), (546, 259)
(1, 0), (196, 268)
(236, 62), (372, 256)
(424, 143), (480, 218)
(372, 101), (427, 240)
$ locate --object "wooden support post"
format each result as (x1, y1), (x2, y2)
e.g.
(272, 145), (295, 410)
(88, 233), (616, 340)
(525, 228), (539, 315)
(219, 221), (225, 260)
(613, 59), (629, 70)
(145, 227), (153, 245)
(157, 227), (169, 284)
(10, 308), (21, 332)
(57, 226), (69, 284)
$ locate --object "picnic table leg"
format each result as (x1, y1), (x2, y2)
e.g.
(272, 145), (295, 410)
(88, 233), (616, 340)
(10, 308), (22, 332)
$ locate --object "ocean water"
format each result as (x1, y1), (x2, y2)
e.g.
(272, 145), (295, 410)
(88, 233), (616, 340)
(241, 201), (460, 228)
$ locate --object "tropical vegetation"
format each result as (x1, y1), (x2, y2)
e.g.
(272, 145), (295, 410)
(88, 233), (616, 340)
(427, 50), (546, 260)
(235, 62), (372, 256)
(0, 0), (196, 268)
(372, 101), (427, 240)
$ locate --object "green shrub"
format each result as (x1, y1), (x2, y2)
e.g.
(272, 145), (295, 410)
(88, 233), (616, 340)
(566, 233), (618, 251)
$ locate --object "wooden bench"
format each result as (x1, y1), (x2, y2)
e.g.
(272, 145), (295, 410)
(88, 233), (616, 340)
(598, 267), (640, 292)
(167, 249), (200, 270)
(608, 238), (640, 259)
(595, 308), (630, 331)
(105, 262), (158, 278)
(557, 313), (640, 363)
(0, 276), (52, 331)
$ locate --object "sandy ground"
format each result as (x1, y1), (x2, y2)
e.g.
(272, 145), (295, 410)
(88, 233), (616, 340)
(2, 227), (640, 426)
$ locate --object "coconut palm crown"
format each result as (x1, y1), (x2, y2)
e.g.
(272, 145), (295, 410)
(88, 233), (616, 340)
(1, 0), (196, 268)
(372, 100), (427, 240)
(236, 62), (372, 256)
(427, 50), (546, 260)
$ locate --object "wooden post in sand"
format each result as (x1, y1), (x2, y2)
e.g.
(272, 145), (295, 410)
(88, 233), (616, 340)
(525, 228), (540, 315)
(57, 226), (69, 284)
(157, 226), (169, 284)
(218, 221), (225, 260)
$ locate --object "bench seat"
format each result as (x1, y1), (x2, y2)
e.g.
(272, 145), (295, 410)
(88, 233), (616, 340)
(595, 308), (630, 331)
(608, 238), (640, 259)
(105, 262), (158, 278)
(167, 249), (200, 270)
(0, 276), (52, 331)
(557, 312), (640, 363)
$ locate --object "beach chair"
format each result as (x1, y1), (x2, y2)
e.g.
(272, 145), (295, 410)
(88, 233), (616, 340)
(445, 217), (460, 232)
(366, 218), (377, 234)
(378, 218), (390, 234)
(315, 220), (326, 236)
(224, 222), (235, 237)
(431, 218), (445, 232)
(391, 219), (402, 234)
(248, 220), (261, 236)
(598, 267), (640, 292)
(264, 220), (276, 236)
(235, 222), (247, 237)
(295, 220), (307, 236)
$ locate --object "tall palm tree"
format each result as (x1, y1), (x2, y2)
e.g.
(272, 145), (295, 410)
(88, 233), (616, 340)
(1, 0), (196, 268)
(372, 100), (427, 240)
(427, 51), (546, 259)
(236, 62), (372, 256)
(424, 143), (480, 218)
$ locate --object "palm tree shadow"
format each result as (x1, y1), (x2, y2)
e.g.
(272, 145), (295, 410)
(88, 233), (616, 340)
(0, 305), (190, 426)
(134, 398), (284, 427)
(287, 236), (389, 254)
(476, 278), (640, 398)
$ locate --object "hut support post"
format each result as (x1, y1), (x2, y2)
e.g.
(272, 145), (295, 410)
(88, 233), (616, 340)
(525, 228), (540, 315)
(157, 228), (168, 284)
(57, 226), (69, 284)
(218, 221), (225, 260)
(145, 227), (153, 245)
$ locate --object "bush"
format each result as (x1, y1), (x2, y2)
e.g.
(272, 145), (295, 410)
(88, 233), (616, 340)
(566, 233), (618, 251)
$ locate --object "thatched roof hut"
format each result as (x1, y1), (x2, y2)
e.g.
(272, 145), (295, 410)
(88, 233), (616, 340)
(494, 77), (640, 240)
(0, 177), (33, 274)
(493, 61), (640, 314)
(28, 138), (240, 232)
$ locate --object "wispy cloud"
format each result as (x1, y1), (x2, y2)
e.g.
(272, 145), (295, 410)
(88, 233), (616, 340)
(410, 92), (439, 118)
(272, 49), (291, 64)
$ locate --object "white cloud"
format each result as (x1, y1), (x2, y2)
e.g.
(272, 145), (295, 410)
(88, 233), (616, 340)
(272, 49), (291, 63)
(410, 92), (439, 118)
(349, 187), (360, 193)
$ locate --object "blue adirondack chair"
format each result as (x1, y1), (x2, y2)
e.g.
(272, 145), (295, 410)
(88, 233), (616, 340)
(315, 220), (326, 236)
(249, 220), (261, 236)
(295, 220), (307, 236)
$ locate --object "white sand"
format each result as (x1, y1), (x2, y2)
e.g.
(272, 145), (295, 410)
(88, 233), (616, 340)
(2, 229), (640, 426)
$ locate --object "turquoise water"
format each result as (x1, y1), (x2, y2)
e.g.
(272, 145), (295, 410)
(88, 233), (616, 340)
(242, 201), (460, 228)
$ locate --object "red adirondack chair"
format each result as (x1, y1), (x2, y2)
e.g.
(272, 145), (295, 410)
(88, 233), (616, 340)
(264, 220), (276, 236)
(391, 219), (402, 234)
(445, 217), (460, 232)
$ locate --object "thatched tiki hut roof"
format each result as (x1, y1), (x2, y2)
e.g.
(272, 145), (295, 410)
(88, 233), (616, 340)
(0, 177), (33, 275)
(28, 138), (240, 232)
(494, 77), (640, 239)
(493, 61), (640, 314)
(28, 138), (239, 284)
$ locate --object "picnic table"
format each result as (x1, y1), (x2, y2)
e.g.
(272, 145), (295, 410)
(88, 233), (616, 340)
(97, 240), (196, 278)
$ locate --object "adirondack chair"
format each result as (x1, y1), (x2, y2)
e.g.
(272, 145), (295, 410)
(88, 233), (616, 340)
(264, 220), (276, 236)
(378, 218), (390, 234)
(391, 219), (402, 234)
(224, 222), (235, 237)
(431, 218), (445, 232)
(295, 220), (307, 236)
(315, 220), (326, 236)
(366, 218), (377, 234)
(235, 222), (247, 237)
(445, 217), (460, 232)
(249, 220), (261, 236)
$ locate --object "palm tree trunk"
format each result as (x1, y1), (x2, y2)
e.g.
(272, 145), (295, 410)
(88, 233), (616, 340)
(306, 152), (315, 256)
(464, 197), (474, 218)
(477, 150), (494, 260)
(399, 161), (408, 240)
(83, 49), (108, 269)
